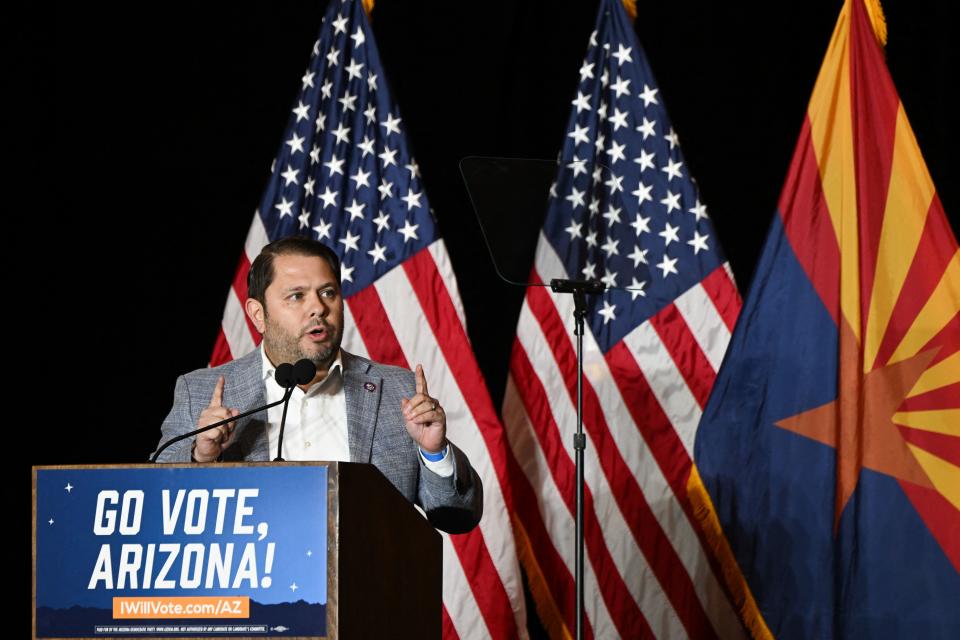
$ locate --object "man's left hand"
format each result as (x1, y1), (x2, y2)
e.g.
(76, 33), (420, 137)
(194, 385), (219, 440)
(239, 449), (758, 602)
(402, 364), (447, 454)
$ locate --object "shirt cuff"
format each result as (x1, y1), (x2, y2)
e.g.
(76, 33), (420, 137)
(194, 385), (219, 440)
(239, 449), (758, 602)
(419, 444), (454, 477)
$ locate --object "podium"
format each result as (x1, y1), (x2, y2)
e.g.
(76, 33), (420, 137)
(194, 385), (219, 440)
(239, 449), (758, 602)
(33, 462), (441, 639)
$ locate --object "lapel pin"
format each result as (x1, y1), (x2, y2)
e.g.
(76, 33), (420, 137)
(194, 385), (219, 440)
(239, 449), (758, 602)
(363, 382), (377, 392)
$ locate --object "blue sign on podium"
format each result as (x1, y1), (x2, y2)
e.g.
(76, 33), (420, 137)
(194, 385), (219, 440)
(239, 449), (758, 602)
(34, 465), (328, 638)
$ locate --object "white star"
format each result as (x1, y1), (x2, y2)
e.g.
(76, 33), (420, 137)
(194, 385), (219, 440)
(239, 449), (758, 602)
(65, 483), (74, 493)
(378, 178), (394, 199)
(660, 190), (681, 213)
(357, 135), (375, 157)
(324, 155), (345, 176)
(314, 113), (326, 133)
(549, 182), (558, 198)
(600, 268), (618, 288)
(581, 260), (596, 279)
(598, 300), (617, 324)
(290, 582), (300, 592)
(689, 199), (708, 220)
(688, 231), (710, 254)
(612, 44), (633, 65)
(281, 164), (299, 186)
(341, 264), (355, 282)
(589, 30), (598, 47)
(373, 210), (391, 232)
(351, 26), (366, 47)
(600, 69), (609, 87)
(662, 158), (683, 180)
(594, 133), (606, 158)
(367, 72), (378, 92)
(368, 242), (387, 264)
(306, 549), (313, 557)
(592, 165), (604, 184)
(338, 92), (358, 112)
(585, 230), (598, 248)
(659, 221), (680, 245)
(274, 198), (294, 218)
(638, 84), (659, 107)
(399, 219), (419, 242)
(567, 156), (588, 177)
(49, 518), (54, 525)
(567, 124), (590, 145)
(345, 59), (364, 80)
(292, 100), (310, 122)
(633, 148), (656, 172)
(318, 186), (338, 209)
(604, 173), (623, 194)
(606, 140), (626, 163)
(298, 208), (311, 229)
(664, 128), (679, 149)
(657, 254), (679, 277)
(402, 189), (422, 210)
(321, 80), (333, 99)
(588, 199), (600, 216)
(345, 198), (365, 220)
(406, 160), (420, 178)
(301, 71), (315, 89)
(304, 177), (315, 196)
(286, 133), (305, 154)
(378, 146), (398, 167)
(313, 219), (332, 240)
(339, 230), (360, 253)
(364, 104), (377, 125)
(596, 101), (608, 121)
(630, 214), (651, 236)
(636, 117), (656, 139)
(628, 277), (647, 299)
(571, 91), (592, 113)
(611, 76), (631, 98)
(565, 187), (586, 208)
(332, 13), (348, 34)
(579, 61), (595, 81)
(564, 219), (583, 240)
(350, 167), (371, 189)
(631, 182), (653, 205)
(326, 47), (340, 67)
(309, 144), (322, 164)
(601, 237), (620, 257)
(609, 108), (629, 131)
(312, 39), (320, 56)
(628, 245), (648, 266)
(381, 114), (402, 136)
(602, 205), (622, 225)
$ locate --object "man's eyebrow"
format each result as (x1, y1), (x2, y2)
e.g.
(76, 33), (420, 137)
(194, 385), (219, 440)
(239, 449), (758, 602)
(282, 283), (337, 292)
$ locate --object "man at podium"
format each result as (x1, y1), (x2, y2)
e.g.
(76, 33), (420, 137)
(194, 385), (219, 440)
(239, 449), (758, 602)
(152, 236), (482, 534)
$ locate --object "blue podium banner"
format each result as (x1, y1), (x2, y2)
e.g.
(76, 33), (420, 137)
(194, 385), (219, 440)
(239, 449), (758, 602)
(34, 464), (328, 638)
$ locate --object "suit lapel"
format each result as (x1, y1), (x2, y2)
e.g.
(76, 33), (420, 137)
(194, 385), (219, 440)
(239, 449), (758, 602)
(227, 347), (271, 461)
(342, 350), (381, 463)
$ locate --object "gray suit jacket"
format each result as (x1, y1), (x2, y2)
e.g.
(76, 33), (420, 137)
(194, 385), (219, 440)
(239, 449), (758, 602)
(152, 348), (482, 533)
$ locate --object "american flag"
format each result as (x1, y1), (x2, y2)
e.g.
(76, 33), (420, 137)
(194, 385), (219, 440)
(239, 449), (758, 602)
(209, 1), (528, 637)
(503, 0), (749, 637)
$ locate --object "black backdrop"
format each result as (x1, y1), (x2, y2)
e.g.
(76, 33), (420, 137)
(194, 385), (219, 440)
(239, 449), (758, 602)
(27, 0), (957, 632)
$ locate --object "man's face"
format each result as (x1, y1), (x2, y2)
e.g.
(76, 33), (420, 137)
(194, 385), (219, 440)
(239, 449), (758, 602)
(253, 253), (344, 370)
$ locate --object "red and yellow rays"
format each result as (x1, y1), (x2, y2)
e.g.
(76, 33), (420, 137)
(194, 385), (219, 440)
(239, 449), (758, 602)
(774, 0), (959, 569)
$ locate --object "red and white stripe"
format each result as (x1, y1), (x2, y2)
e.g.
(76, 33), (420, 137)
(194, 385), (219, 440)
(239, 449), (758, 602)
(504, 233), (744, 638)
(213, 223), (529, 639)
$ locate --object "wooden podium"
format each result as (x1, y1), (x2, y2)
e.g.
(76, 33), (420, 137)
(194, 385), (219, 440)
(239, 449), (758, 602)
(32, 462), (441, 640)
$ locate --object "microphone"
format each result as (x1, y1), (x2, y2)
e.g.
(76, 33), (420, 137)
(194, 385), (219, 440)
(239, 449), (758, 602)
(274, 359), (318, 461)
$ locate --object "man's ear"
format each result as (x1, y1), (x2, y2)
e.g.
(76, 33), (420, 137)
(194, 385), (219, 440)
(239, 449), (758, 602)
(245, 298), (266, 334)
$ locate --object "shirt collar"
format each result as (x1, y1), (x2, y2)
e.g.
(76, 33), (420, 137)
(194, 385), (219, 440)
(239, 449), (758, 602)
(260, 344), (343, 387)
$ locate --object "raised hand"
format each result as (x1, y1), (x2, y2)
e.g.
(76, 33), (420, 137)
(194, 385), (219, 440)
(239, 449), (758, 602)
(193, 376), (239, 463)
(401, 364), (447, 454)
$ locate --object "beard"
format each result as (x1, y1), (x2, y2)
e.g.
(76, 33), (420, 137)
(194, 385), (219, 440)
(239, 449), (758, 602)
(262, 313), (341, 371)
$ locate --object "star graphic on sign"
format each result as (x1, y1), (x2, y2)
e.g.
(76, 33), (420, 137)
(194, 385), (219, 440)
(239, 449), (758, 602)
(318, 186), (338, 209)
(687, 231), (709, 254)
(281, 164), (299, 186)
(628, 277), (647, 300)
(660, 190), (681, 213)
(324, 155), (345, 176)
(275, 198), (294, 218)
(689, 199), (708, 220)
(306, 549), (313, 557)
(290, 582), (300, 593)
(611, 76), (631, 98)
(286, 133), (305, 154)
(630, 214), (651, 236)
(345, 59), (364, 80)
(571, 91), (592, 113)
(567, 156), (588, 177)
(368, 242), (387, 264)
(661, 159), (683, 181)
(381, 114), (402, 136)
(612, 44), (633, 65)
(659, 221), (680, 245)
(357, 135), (375, 157)
(373, 211), (391, 232)
(628, 245), (648, 267)
(49, 518), (54, 525)
(399, 219), (419, 242)
(565, 219), (583, 240)
(313, 219), (332, 240)
(402, 189), (422, 210)
(657, 254), (679, 277)
(568, 124), (590, 145)
(598, 300), (617, 323)
(632, 183), (653, 206)
(638, 84), (659, 107)
(634, 148), (655, 172)
(345, 198), (365, 220)
(776, 337), (939, 529)
(292, 100), (310, 123)
(579, 61), (595, 81)
(351, 26), (366, 47)
(636, 117), (656, 139)
(65, 483), (74, 493)
(350, 167), (371, 189)
(339, 230), (360, 254)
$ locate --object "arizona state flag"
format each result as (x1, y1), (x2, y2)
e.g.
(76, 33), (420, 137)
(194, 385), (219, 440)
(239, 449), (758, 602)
(693, 1), (960, 637)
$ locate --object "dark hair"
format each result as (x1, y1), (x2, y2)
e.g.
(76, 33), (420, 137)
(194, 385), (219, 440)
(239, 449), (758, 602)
(247, 235), (341, 305)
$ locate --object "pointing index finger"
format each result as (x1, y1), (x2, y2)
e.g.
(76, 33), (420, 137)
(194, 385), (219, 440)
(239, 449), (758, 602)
(210, 376), (225, 407)
(415, 364), (428, 396)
